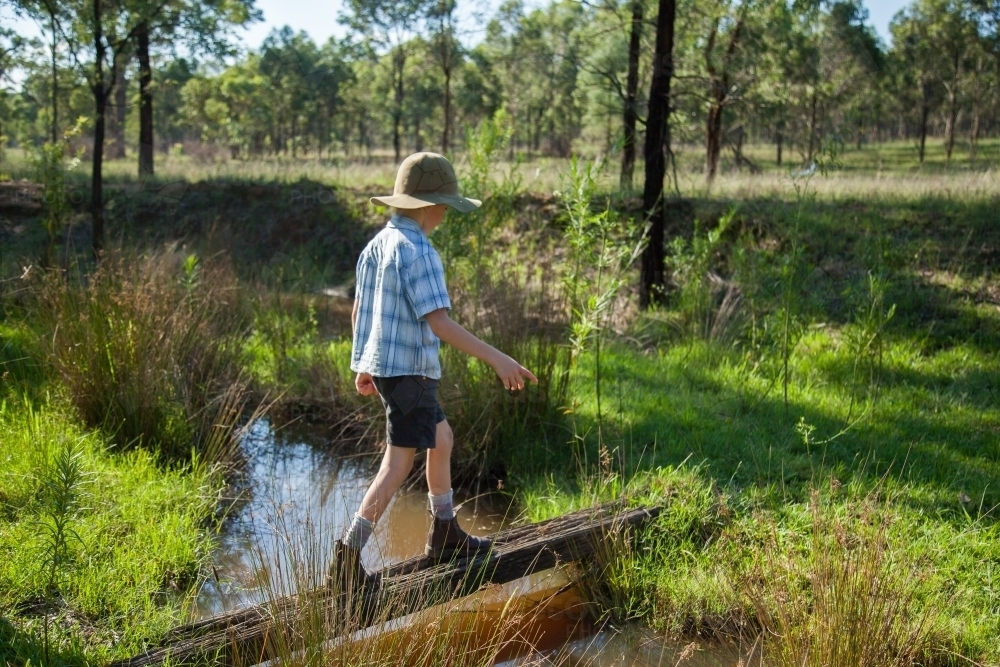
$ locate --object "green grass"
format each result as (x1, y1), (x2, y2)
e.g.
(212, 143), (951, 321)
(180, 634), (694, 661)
(2, 144), (999, 664)
(0, 376), (220, 664)
(516, 335), (1000, 661)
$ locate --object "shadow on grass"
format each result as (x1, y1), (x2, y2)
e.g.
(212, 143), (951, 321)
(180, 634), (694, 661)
(551, 341), (1000, 522)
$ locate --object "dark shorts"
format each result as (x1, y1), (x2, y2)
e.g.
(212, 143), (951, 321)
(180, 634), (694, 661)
(372, 375), (447, 450)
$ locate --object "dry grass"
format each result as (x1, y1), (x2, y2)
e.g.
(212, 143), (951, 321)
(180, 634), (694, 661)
(235, 500), (593, 667)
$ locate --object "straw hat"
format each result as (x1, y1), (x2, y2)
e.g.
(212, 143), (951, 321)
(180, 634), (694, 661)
(370, 152), (482, 213)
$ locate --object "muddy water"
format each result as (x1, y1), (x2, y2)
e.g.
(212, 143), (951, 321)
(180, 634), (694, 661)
(193, 420), (738, 666)
(193, 418), (511, 618)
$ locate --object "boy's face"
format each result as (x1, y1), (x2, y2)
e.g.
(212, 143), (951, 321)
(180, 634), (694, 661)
(419, 204), (448, 233)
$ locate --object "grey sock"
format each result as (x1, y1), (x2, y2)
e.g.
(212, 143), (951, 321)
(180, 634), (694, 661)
(344, 513), (375, 550)
(429, 489), (455, 520)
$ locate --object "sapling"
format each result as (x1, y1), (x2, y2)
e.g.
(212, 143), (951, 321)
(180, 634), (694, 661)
(35, 439), (88, 667)
(561, 156), (645, 448)
(32, 117), (85, 269)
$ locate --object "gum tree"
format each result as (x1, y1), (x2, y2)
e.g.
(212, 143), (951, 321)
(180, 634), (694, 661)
(135, 0), (259, 176)
(341, 0), (429, 162)
(638, 0), (675, 307)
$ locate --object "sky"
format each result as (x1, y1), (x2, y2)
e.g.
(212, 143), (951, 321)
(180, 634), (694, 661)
(239, 0), (914, 49)
(1, 0), (915, 61)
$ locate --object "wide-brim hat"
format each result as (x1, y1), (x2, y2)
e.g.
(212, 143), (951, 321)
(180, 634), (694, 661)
(370, 152), (482, 213)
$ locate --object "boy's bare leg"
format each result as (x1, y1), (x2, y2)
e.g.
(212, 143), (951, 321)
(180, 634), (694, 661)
(358, 445), (416, 523)
(424, 419), (492, 559)
(426, 420), (453, 496)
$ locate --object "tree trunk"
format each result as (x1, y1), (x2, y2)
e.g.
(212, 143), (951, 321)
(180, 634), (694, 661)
(48, 7), (58, 143)
(807, 85), (818, 161)
(441, 64), (451, 153)
(138, 21), (154, 177)
(107, 53), (127, 160)
(393, 48), (405, 163)
(91, 0), (106, 258)
(638, 0), (676, 309)
(776, 126), (782, 166)
(620, 0), (643, 191)
(919, 82), (930, 164)
(704, 98), (723, 181)
(969, 112), (980, 160)
(944, 102), (957, 161)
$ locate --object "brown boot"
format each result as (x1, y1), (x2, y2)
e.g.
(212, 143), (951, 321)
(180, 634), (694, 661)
(327, 540), (379, 592)
(425, 516), (493, 561)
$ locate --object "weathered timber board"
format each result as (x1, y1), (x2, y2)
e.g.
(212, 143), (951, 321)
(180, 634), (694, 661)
(113, 502), (659, 667)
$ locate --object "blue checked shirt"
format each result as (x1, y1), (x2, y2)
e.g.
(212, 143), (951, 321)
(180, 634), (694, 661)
(351, 215), (451, 379)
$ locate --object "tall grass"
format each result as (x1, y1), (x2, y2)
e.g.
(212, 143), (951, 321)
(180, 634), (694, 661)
(32, 248), (254, 463)
(743, 487), (937, 667)
(429, 113), (573, 485)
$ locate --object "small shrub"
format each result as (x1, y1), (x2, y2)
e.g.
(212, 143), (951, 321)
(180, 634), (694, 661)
(665, 208), (740, 342)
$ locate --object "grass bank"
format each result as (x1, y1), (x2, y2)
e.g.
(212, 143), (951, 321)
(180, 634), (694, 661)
(0, 324), (221, 665)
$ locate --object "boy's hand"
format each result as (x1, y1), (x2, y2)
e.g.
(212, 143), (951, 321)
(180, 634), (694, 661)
(491, 354), (538, 391)
(356, 372), (378, 396)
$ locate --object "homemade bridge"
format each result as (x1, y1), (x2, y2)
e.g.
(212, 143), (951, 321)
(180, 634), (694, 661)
(112, 502), (660, 667)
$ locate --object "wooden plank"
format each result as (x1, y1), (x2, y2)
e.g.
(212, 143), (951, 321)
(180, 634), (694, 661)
(113, 503), (659, 667)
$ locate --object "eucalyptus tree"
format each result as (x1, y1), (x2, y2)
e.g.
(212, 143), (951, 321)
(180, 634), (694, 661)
(479, 0), (585, 157)
(578, 0), (652, 189)
(925, 0), (977, 161)
(752, 0), (808, 164)
(890, 6), (938, 162)
(891, 0), (977, 162)
(135, 0), (258, 176)
(426, 0), (459, 153)
(638, 0), (675, 308)
(341, 0), (430, 162)
(973, 0), (1000, 153)
(11, 0), (67, 142)
(52, 0), (150, 255)
(480, 1), (531, 152)
(0, 27), (26, 149)
(821, 1), (883, 150)
(696, 0), (753, 181)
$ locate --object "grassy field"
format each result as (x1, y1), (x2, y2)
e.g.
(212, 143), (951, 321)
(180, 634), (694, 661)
(1, 137), (999, 665)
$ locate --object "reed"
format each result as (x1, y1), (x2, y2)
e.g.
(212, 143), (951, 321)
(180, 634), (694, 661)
(235, 503), (586, 667)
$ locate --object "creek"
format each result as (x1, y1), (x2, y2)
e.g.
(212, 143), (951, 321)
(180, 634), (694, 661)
(193, 418), (738, 666)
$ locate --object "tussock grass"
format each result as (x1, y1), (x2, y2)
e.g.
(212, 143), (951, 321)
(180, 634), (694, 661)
(236, 500), (587, 667)
(744, 487), (935, 667)
(31, 249), (254, 463)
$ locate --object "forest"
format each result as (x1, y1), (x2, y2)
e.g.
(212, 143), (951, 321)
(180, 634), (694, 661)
(1, 0), (1000, 666)
(1, 0), (998, 178)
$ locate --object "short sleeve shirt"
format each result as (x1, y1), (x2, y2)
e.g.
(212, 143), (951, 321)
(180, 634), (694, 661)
(350, 215), (451, 379)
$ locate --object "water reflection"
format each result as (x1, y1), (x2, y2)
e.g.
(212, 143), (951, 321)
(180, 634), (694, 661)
(193, 418), (512, 619)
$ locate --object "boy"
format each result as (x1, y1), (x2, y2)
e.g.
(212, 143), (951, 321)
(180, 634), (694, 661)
(332, 152), (537, 588)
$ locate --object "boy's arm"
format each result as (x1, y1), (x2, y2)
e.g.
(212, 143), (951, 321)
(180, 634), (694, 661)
(424, 309), (538, 391)
(353, 298), (377, 396)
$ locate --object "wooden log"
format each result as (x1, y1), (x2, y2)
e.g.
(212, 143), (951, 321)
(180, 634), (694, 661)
(113, 503), (660, 667)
